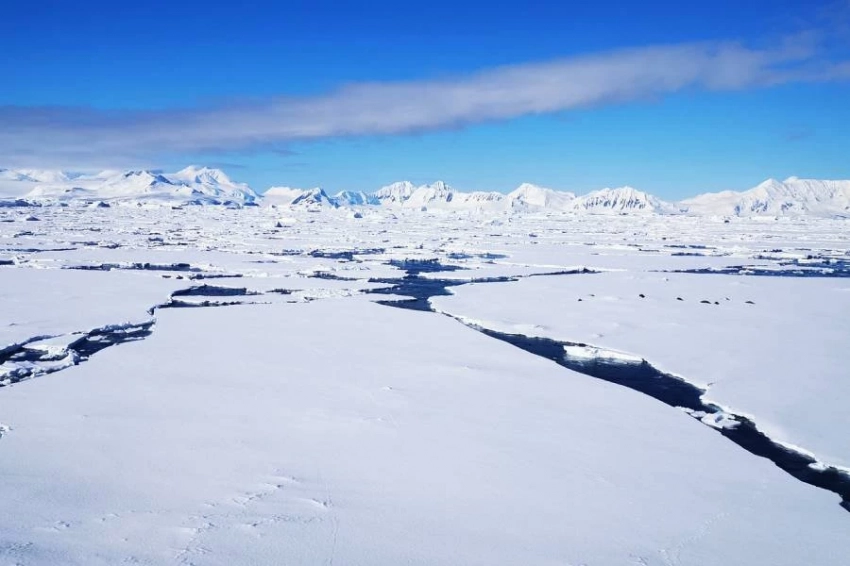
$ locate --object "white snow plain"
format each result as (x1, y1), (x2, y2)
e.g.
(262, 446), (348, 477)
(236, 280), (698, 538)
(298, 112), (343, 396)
(1, 204), (850, 565)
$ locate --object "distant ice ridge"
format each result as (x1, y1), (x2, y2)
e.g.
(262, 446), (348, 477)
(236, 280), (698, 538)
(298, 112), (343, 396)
(2, 165), (850, 216)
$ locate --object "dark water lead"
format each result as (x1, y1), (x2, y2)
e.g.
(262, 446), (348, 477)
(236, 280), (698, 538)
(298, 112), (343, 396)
(159, 299), (250, 309)
(308, 247), (386, 261)
(387, 258), (465, 275)
(67, 323), (154, 360)
(0, 322), (153, 387)
(780, 258), (850, 274)
(307, 272), (360, 282)
(368, 260), (598, 312)
(161, 284), (267, 309)
(368, 263), (598, 312)
(466, 323), (850, 514)
(368, 275), (520, 311)
(171, 284), (255, 297)
(445, 252), (508, 261)
(368, 255), (850, 514)
(308, 250), (357, 261)
(368, 277), (473, 311)
(67, 262), (202, 273)
(364, 258), (477, 310)
(1, 283), (271, 388)
(670, 260), (850, 278)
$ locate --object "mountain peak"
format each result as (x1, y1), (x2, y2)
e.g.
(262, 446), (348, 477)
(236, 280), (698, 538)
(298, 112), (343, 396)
(373, 181), (417, 204)
(264, 186), (337, 208)
(173, 165), (234, 186)
(682, 177), (850, 217)
(572, 186), (667, 213)
(507, 183), (575, 210)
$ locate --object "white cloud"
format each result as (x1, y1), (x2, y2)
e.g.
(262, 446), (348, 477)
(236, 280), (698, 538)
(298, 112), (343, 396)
(0, 35), (846, 168)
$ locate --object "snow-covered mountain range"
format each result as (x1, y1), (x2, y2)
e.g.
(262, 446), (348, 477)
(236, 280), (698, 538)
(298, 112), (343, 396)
(262, 178), (850, 217)
(1, 167), (849, 217)
(0, 166), (259, 207)
(265, 181), (671, 214)
(680, 177), (850, 217)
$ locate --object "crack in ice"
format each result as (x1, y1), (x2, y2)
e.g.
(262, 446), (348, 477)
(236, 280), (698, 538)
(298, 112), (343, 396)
(370, 259), (850, 514)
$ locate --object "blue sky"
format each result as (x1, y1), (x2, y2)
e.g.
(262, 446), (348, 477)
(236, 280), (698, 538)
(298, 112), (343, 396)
(1, 0), (849, 198)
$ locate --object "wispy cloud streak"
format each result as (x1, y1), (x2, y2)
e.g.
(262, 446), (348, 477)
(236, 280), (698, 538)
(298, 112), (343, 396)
(0, 35), (847, 167)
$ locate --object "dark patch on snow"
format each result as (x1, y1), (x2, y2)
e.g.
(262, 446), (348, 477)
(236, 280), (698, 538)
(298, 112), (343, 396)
(187, 273), (244, 281)
(0, 199), (38, 208)
(67, 262), (202, 273)
(305, 247), (385, 261)
(365, 259), (473, 310)
(367, 277), (470, 311)
(171, 285), (253, 298)
(0, 247), (77, 253)
(351, 247), (386, 256)
(446, 252), (508, 261)
(67, 323), (153, 360)
(480, 329), (709, 410)
(782, 258), (850, 272)
(371, 264), (597, 312)
(372, 264), (597, 316)
(387, 258), (464, 275)
(670, 261), (850, 278)
(308, 272), (360, 281)
(374, 298), (434, 311)
(267, 289), (295, 295)
(309, 250), (356, 261)
(269, 249), (304, 257)
(159, 299), (247, 309)
(666, 244), (710, 250)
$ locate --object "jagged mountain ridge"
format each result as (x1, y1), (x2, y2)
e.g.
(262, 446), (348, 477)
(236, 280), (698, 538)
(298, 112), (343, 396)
(362, 181), (670, 213)
(572, 186), (678, 214)
(272, 178), (850, 217)
(2, 166), (849, 216)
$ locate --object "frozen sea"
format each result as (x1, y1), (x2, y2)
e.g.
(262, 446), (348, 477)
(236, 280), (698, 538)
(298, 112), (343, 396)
(1, 205), (849, 565)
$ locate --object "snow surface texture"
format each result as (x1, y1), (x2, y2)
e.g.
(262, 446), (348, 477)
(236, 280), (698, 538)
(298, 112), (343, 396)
(1, 202), (850, 565)
(3, 166), (850, 217)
